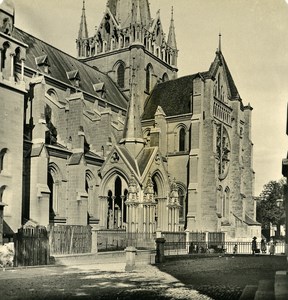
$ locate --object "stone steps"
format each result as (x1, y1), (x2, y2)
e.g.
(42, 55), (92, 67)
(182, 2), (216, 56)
(239, 285), (258, 300)
(240, 271), (288, 300)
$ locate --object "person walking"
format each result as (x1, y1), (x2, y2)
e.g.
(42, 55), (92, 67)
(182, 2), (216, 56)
(261, 239), (267, 254)
(252, 237), (257, 255)
(269, 240), (275, 255)
(233, 244), (238, 254)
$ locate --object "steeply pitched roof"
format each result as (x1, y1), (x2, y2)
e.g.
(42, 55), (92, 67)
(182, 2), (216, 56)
(118, 145), (138, 174)
(136, 147), (155, 175)
(142, 74), (199, 120)
(143, 49), (242, 120)
(208, 51), (241, 100)
(68, 153), (83, 165)
(12, 28), (128, 110)
(120, 60), (145, 145)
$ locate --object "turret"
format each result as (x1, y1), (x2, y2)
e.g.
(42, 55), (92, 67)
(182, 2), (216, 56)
(0, 0), (26, 86)
(131, 0), (144, 43)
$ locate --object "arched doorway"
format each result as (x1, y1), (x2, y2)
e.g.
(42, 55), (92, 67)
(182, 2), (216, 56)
(105, 176), (128, 229)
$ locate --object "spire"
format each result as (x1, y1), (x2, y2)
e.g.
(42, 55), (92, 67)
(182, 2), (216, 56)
(167, 6), (177, 50)
(218, 33), (222, 53)
(120, 57), (145, 156)
(136, 0), (141, 24)
(108, 0), (151, 28)
(78, 0), (88, 40)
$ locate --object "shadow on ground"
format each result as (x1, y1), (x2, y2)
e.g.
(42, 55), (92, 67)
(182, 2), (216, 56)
(0, 263), (210, 300)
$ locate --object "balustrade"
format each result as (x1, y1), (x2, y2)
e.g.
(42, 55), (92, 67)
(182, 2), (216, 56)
(213, 97), (232, 126)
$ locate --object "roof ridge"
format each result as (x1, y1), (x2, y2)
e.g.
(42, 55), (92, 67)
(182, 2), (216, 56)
(13, 27), (110, 78)
(13, 27), (128, 109)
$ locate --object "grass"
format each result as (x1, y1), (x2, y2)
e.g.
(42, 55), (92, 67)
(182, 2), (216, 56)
(157, 254), (287, 300)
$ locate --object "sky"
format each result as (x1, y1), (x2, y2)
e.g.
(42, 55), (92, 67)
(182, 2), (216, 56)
(12, 0), (288, 196)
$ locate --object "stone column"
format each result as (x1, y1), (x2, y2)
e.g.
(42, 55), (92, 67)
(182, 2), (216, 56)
(131, 204), (135, 232)
(98, 196), (107, 228)
(143, 204), (146, 233)
(112, 196), (116, 229)
(121, 196), (125, 228)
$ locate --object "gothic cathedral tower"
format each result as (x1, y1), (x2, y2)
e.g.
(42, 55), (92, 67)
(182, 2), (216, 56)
(76, 0), (178, 113)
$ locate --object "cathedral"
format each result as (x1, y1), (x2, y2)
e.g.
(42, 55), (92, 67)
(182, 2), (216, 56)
(0, 0), (260, 242)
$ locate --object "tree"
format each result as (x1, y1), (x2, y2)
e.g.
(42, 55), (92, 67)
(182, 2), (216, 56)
(256, 179), (286, 238)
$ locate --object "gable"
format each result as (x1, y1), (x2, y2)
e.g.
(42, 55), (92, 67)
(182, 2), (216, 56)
(97, 9), (119, 42)
(208, 51), (241, 100)
(149, 14), (165, 46)
(99, 145), (140, 181)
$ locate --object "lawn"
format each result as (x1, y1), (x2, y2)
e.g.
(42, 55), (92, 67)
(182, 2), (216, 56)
(158, 254), (287, 300)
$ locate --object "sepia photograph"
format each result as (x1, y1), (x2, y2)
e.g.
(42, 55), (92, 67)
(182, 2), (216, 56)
(0, 0), (288, 299)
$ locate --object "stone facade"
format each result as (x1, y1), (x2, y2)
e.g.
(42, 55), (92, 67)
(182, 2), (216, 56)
(142, 47), (260, 240)
(0, 0), (260, 241)
(78, 0), (178, 113)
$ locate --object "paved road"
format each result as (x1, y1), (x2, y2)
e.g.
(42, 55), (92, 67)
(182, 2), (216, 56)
(0, 263), (211, 300)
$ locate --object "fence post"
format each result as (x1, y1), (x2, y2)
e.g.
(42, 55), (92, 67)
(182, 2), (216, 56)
(185, 229), (190, 253)
(155, 237), (166, 263)
(205, 231), (209, 249)
(91, 226), (98, 254)
(125, 246), (137, 271)
(156, 229), (162, 239)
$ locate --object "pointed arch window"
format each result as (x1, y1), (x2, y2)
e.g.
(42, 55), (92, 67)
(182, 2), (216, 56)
(0, 185), (6, 202)
(217, 186), (223, 217)
(117, 62), (125, 88)
(218, 73), (221, 98)
(223, 187), (230, 218)
(1, 41), (10, 71)
(86, 171), (95, 223)
(0, 148), (8, 173)
(152, 175), (159, 224)
(162, 73), (169, 82)
(146, 64), (153, 92)
(178, 185), (186, 220)
(48, 172), (55, 222)
(47, 89), (58, 102)
(179, 127), (186, 152)
(45, 104), (57, 145)
(48, 164), (62, 223)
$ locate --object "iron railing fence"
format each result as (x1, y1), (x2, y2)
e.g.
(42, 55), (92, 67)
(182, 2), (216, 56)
(97, 230), (156, 252)
(164, 241), (286, 256)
